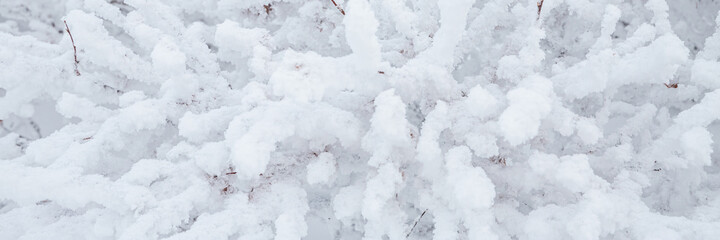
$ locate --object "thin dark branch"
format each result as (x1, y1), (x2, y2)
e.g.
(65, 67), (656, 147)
(330, 0), (345, 15)
(64, 20), (81, 76)
(263, 4), (272, 15)
(406, 209), (428, 238)
(537, 0), (545, 20)
(102, 84), (125, 94)
(28, 120), (42, 139)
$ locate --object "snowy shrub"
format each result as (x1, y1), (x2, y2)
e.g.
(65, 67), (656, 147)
(3, 0), (720, 239)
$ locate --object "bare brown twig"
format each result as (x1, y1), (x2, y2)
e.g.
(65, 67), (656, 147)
(537, 0), (545, 20)
(64, 20), (81, 76)
(406, 209), (428, 238)
(263, 4), (272, 15)
(330, 0), (346, 15)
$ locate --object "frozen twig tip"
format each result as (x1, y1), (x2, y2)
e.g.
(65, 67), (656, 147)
(64, 20), (81, 76)
(330, 0), (346, 15)
(537, 0), (545, 20)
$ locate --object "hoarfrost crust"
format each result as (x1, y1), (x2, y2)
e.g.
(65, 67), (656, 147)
(2, 0), (720, 239)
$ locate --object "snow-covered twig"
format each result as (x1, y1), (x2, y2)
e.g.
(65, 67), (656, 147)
(406, 209), (427, 238)
(63, 20), (81, 76)
(330, 0), (346, 15)
(537, 0), (545, 20)
(28, 120), (41, 139)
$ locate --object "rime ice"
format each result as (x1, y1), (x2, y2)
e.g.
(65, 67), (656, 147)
(2, 0), (720, 239)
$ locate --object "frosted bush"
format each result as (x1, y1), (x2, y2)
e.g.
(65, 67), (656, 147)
(2, 0), (720, 239)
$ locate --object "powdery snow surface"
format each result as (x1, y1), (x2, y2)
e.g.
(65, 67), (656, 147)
(3, 0), (720, 239)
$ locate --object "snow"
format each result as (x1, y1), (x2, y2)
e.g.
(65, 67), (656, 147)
(499, 76), (553, 145)
(3, 0), (720, 239)
(333, 184), (364, 224)
(680, 126), (714, 167)
(576, 118), (602, 145)
(151, 37), (187, 77)
(344, 0), (381, 73)
(306, 152), (336, 185)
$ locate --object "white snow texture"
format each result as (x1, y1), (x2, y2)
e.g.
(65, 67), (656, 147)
(3, 0), (720, 239)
